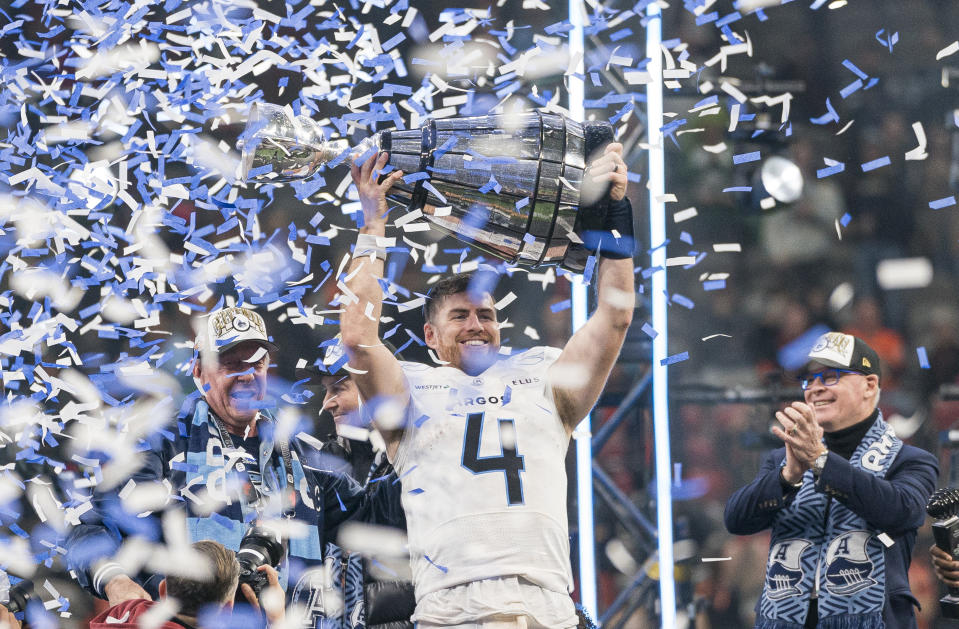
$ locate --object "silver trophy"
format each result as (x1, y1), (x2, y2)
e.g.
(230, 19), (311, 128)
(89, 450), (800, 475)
(239, 103), (616, 271)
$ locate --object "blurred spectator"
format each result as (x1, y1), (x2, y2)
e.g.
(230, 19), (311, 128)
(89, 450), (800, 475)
(845, 116), (916, 329)
(922, 306), (959, 399)
(913, 126), (959, 278)
(759, 135), (847, 271)
(844, 296), (907, 387)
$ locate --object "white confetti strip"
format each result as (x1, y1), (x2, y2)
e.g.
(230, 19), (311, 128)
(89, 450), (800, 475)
(937, 41), (959, 60)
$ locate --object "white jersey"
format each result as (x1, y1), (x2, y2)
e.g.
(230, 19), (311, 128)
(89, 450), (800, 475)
(392, 346), (574, 603)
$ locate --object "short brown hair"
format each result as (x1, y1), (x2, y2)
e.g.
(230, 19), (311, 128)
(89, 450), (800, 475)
(165, 540), (240, 615)
(423, 271), (503, 323)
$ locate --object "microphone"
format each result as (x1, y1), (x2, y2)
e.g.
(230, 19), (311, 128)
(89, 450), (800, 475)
(927, 488), (959, 618)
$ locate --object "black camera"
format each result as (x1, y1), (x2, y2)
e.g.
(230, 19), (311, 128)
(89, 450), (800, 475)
(235, 525), (286, 604)
(2, 578), (38, 614)
(927, 488), (959, 619)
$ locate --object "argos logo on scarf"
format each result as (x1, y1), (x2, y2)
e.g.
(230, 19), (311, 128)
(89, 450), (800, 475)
(824, 530), (877, 595)
(765, 539), (812, 600)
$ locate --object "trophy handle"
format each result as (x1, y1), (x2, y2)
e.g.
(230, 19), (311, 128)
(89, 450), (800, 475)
(562, 121), (616, 271)
(401, 119), (437, 214)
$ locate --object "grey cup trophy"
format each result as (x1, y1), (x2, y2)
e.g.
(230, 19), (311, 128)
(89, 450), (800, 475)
(239, 103), (616, 272)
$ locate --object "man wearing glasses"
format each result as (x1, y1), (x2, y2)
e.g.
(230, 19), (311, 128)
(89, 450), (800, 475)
(725, 331), (938, 629)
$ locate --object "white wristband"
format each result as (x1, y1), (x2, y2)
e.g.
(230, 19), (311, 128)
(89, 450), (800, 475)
(93, 561), (127, 597)
(354, 233), (388, 261)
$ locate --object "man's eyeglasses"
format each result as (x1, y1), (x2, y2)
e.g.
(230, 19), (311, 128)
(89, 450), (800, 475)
(799, 368), (863, 390)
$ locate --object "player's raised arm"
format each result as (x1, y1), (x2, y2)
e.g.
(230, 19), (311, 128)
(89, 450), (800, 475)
(550, 143), (635, 432)
(340, 151), (407, 458)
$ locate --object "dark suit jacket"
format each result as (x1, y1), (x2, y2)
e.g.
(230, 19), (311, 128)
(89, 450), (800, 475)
(725, 443), (938, 629)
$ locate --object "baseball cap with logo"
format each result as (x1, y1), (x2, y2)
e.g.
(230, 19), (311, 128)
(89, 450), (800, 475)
(196, 306), (278, 355)
(805, 331), (881, 381)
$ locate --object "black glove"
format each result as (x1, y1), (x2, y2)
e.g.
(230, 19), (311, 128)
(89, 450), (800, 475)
(580, 197), (635, 259)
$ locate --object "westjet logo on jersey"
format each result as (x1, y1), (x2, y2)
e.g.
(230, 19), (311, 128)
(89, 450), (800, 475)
(414, 384), (450, 391)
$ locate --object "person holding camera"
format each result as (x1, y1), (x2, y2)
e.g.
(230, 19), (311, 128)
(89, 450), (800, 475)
(725, 332), (938, 628)
(87, 540), (283, 628)
(66, 306), (401, 627)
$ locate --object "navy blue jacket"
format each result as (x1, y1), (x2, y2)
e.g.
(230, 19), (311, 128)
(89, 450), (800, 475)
(725, 444), (938, 628)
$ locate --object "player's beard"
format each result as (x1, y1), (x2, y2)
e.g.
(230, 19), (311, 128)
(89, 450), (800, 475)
(438, 335), (498, 375)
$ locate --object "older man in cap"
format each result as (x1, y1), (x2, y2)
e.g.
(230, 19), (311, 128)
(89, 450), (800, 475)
(725, 331), (938, 629)
(66, 305), (385, 627)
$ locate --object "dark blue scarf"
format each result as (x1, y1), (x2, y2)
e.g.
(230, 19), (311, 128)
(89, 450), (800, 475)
(180, 401), (324, 584)
(757, 413), (901, 629)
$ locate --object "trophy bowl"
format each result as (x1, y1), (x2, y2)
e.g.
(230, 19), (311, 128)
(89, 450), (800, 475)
(239, 105), (617, 271)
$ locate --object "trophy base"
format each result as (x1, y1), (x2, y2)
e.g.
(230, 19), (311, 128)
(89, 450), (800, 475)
(941, 594), (959, 619)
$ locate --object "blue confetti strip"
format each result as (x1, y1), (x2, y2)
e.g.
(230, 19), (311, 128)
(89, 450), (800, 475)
(641, 322), (658, 338)
(817, 163), (845, 178)
(839, 79), (863, 99)
(842, 59), (869, 80)
(840, 213), (853, 227)
(696, 12), (718, 25)
(424, 554), (449, 573)
(403, 171), (430, 183)
(550, 299), (572, 313)
(861, 156), (891, 172)
(210, 512), (236, 530)
(917, 346), (930, 369)
(583, 253), (599, 284)
(811, 98), (839, 125)
(642, 266), (663, 279)
(732, 151), (761, 164)
(381, 32), (406, 52)
(660, 351), (689, 366)
(929, 196), (956, 210)
(875, 28), (899, 52)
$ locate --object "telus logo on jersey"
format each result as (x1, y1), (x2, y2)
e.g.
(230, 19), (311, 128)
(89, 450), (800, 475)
(511, 376), (540, 386)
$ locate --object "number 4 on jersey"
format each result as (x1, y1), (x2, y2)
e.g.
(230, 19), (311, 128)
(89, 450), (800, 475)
(461, 412), (525, 505)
